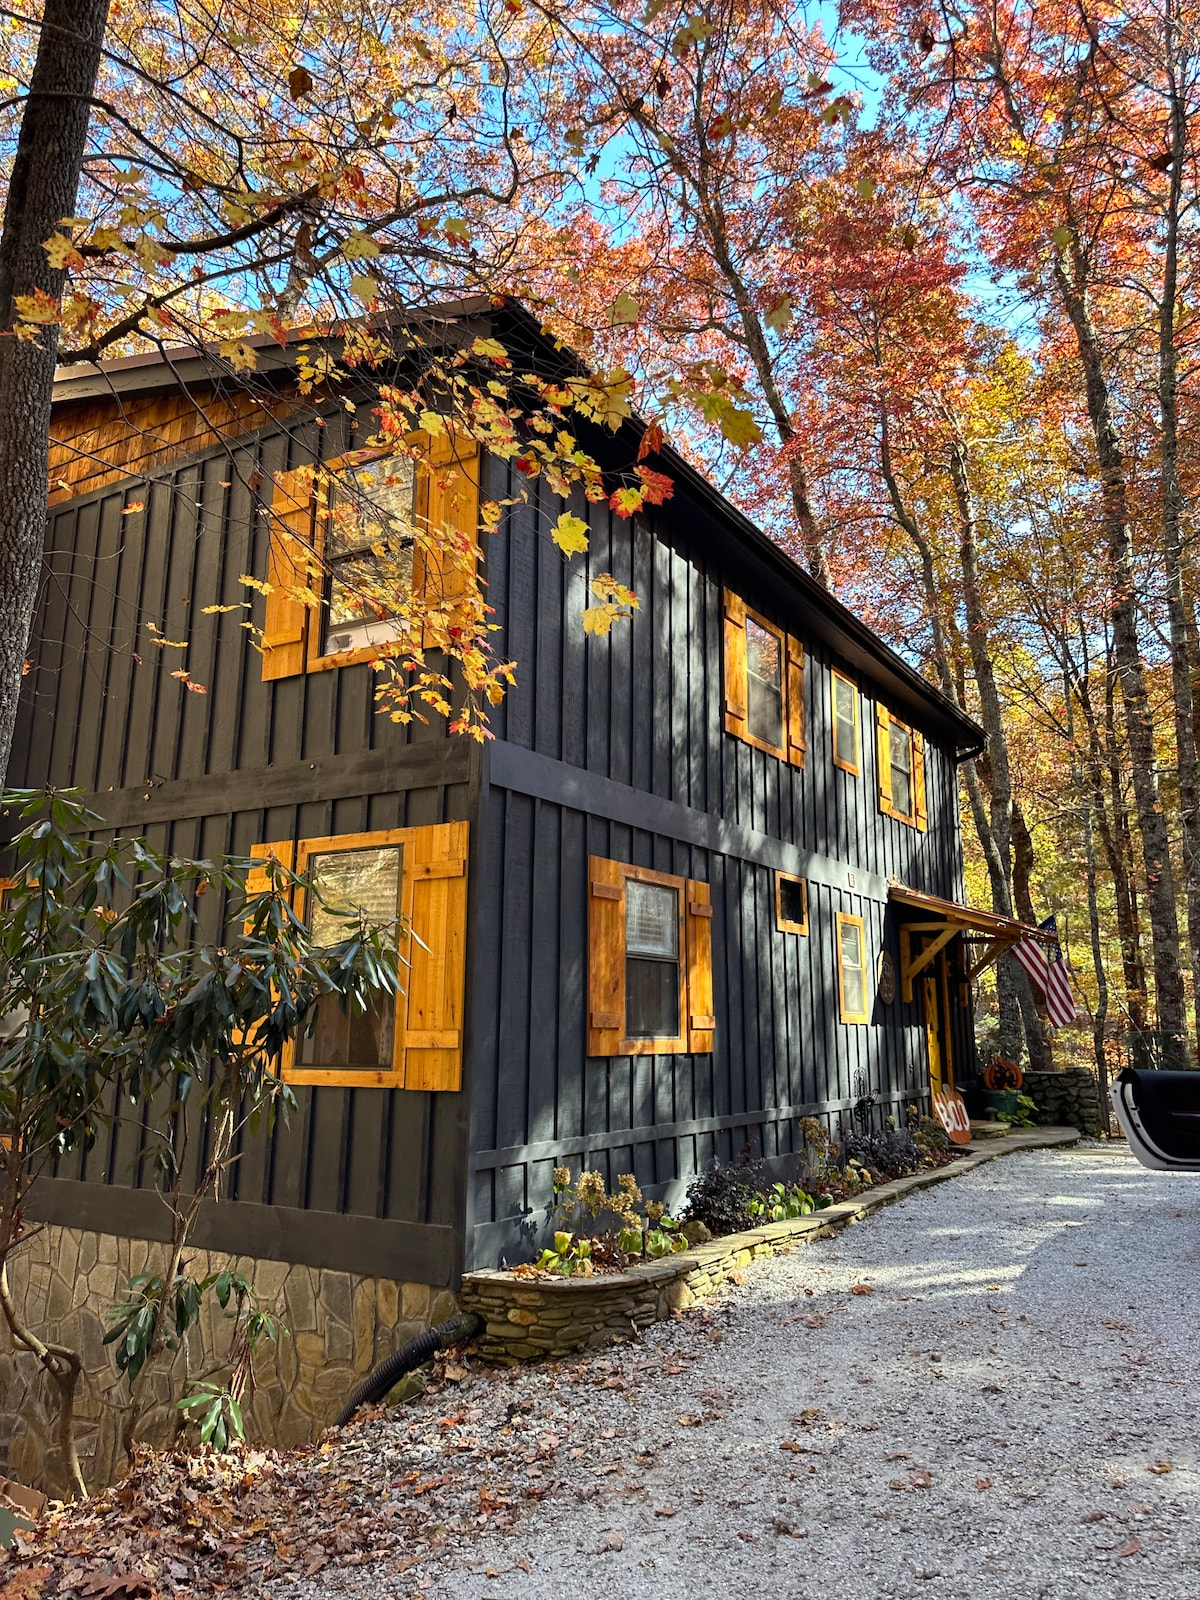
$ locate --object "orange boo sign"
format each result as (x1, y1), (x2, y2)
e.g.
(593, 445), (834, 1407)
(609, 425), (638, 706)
(932, 1089), (972, 1145)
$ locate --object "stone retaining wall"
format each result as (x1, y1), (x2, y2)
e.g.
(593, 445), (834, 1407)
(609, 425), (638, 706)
(1023, 1068), (1107, 1137)
(0, 1226), (451, 1498)
(460, 1128), (1082, 1362)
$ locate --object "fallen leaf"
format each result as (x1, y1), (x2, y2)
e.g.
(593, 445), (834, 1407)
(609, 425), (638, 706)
(850, 1283), (875, 1296)
(596, 1531), (624, 1553)
(1119, 1538), (1143, 1558)
(1149, 1461), (1173, 1475)
(1081, 1510), (1106, 1523)
(908, 1469), (933, 1489)
(677, 1414), (702, 1427)
(654, 1507), (677, 1518)
(975, 1478), (993, 1491)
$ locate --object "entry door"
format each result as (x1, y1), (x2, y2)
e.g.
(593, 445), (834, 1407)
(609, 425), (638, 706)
(923, 950), (953, 1096)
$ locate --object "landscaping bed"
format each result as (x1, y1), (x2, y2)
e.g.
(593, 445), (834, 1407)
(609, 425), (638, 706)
(461, 1126), (1081, 1362)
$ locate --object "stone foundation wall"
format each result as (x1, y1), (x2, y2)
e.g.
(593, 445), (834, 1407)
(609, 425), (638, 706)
(0, 1225), (453, 1498)
(1023, 1068), (1107, 1137)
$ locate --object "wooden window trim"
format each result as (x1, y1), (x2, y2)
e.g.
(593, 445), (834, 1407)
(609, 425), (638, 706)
(722, 586), (805, 768)
(741, 606), (788, 760)
(251, 822), (468, 1089)
(831, 669), (860, 776)
(876, 706), (927, 831)
(835, 911), (869, 1024)
(775, 871), (809, 935)
(588, 857), (715, 1057)
(262, 431), (480, 680)
(304, 447), (428, 674)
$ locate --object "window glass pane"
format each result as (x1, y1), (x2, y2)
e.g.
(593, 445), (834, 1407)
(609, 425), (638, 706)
(324, 459), (417, 653)
(889, 722), (913, 817)
(834, 677), (857, 762)
(779, 877), (806, 926)
(299, 845), (402, 1073)
(840, 920), (866, 1016)
(307, 846), (401, 942)
(625, 957), (680, 1039)
(625, 880), (678, 958)
(327, 460), (417, 558)
(746, 617), (784, 747)
(624, 879), (680, 1040)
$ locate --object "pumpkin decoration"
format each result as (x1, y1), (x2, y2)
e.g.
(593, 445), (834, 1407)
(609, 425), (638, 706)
(984, 1058), (1023, 1091)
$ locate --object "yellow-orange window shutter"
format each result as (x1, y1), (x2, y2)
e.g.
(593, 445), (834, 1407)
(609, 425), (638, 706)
(786, 635), (806, 768)
(241, 843), (295, 1065)
(913, 731), (928, 832)
(400, 821), (469, 1092)
(876, 704), (894, 817)
(417, 434), (482, 627)
(245, 841), (296, 920)
(588, 855), (625, 1056)
(262, 469), (315, 680)
(722, 588), (748, 737)
(686, 879), (715, 1053)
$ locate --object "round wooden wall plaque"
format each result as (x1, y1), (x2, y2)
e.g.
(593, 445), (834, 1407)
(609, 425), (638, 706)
(877, 950), (897, 1006)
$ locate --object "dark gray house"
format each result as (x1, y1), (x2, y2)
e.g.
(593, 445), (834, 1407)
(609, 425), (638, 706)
(15, 298), (1016, 1318)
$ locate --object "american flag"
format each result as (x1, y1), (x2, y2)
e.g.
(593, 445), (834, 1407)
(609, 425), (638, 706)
(1011, 915), (1078, 1029)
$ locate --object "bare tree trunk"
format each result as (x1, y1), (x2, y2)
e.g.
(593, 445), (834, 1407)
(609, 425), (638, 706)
(0, 1260), (87, 1500)
(1051, 239), (1188, 1066)
(0, 0), (111, 783)
(1155, 13), (1200, 1055)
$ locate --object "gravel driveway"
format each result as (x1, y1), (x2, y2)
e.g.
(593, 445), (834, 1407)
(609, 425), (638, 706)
(280, 1146), (1200, 1600)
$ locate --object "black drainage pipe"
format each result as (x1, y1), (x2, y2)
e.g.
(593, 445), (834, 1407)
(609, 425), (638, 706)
(334, 1310), (484, 1428)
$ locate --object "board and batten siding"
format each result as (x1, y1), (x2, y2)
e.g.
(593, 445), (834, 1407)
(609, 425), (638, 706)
(13, 406), (482, 1285)
(464, 454), (972, 1266)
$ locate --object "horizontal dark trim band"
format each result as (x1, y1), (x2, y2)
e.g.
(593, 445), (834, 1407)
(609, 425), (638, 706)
(473, 1088), (914, 1172)
(82, 740), (477, 829)
(26, 1177), (460, 1286)
(487, 740), (889, 901)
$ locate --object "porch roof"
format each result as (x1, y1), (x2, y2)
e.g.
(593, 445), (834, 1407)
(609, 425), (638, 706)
(887, 884), (1053, 1000)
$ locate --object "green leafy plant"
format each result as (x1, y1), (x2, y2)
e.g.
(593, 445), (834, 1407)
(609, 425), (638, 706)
(746, 1181), (834, 1222)
(0, 786), (397, 1494)
(176, 1383), (244, 1451)
(995, 1093), (1037, 1128)
(521, 1167), (687, 1275)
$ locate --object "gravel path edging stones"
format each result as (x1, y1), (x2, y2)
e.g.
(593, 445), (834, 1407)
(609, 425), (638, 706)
(461, 1126), (1082, 1361)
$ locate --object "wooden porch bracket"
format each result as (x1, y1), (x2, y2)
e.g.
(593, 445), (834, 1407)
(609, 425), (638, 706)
(900, 925), (959, 1002)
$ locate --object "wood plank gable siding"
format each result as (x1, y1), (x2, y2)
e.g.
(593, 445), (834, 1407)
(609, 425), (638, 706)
(14, 402), (484, 1284)
(466, 453), (967, 1266)
(48, 387), (300, 507)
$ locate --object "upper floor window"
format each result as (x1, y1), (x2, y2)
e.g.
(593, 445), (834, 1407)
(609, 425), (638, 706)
(322, 458), (417, 657)
(831, 669), (860, 775)
(722, 588), (806, 767)
(587, 857), (715, 1057)
(875, 706), (928, 832)
(260, 431), (479, 681)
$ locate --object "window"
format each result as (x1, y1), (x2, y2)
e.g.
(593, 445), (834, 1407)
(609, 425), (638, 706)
(298, 843), (404, 1074)
(247, 821), (468, 1089)
(831, 670), (860, 775)
(588, 857), (715, 1056)
(836, 911), (869, 1024)
(260, 431), (480, 681)
(875, 705), (927, 831)
(746, 615), (784, 748)
(775, 872), (809, 935)
(722, 588), (806, 766)
(322, 458), (417, 657)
